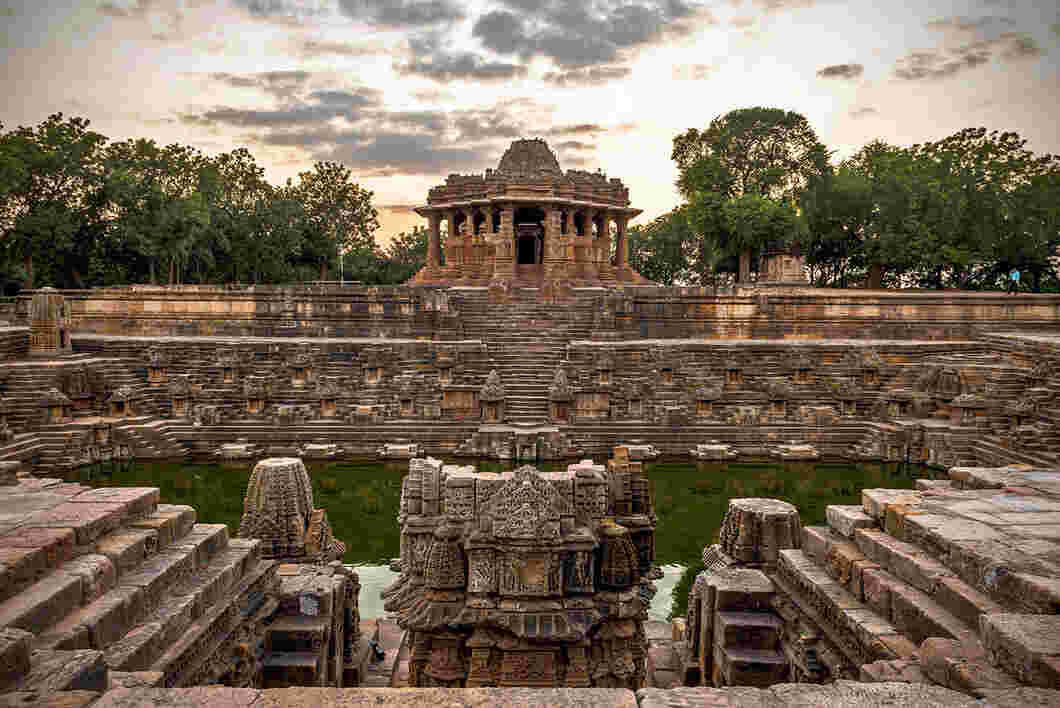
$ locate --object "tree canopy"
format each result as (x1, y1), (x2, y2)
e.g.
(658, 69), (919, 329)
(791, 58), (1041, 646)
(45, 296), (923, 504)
(0, 114), (397, 290)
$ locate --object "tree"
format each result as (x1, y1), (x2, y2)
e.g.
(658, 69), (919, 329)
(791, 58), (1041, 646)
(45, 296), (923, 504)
(104, 138), (212, 284)
(672, 107), (830, 281)
(0, 114), (107, 289)
(627, 208), (701, 286)
(380, 226), (429, 284)
(290, 162), (379, 281)
(800, 169), (875, 287)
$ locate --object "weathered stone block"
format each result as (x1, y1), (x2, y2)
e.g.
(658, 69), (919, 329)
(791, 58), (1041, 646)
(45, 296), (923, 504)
(713, 612), (781, 651)
(0, 569), (82, 631)
(933, 576), (1004, 629)
(126, 505), (196, 549)
(0, 627), (32, 691)
(60, 554), (116, 603)
(24, 501), (126, 545)
(69, 487), (159, 519)
(827, 505), (876, 538)
(96, 529), (158, 575)
(981, 613), (1060, 688)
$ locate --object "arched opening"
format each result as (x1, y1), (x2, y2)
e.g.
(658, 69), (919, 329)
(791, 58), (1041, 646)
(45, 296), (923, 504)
(514, 206), (545, 265)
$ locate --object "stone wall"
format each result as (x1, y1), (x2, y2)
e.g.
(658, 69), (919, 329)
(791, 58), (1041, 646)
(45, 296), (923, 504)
(12, 285), (1060, 341)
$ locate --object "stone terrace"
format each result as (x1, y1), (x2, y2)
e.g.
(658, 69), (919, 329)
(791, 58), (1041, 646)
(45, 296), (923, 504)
(0, 476), (276, 693)
(771, 463), (1060, 694)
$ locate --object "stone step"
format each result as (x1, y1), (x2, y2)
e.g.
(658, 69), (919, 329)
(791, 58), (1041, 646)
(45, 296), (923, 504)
(713, 646), (788, 687)
(775, 548), (912, 667)
(266, 615), (329, 653)
(101, 539), (256, 672)
(714, 611), (783, 650)
(151, 557), (275, 688)
(262, 651), (322, 686)
(11, 648), (108, 694)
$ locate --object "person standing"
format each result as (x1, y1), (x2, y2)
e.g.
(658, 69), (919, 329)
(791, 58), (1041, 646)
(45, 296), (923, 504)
(1008, 267), (1021, 294)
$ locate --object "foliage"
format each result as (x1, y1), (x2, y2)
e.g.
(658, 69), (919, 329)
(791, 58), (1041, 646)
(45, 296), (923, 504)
(0, 115), (398, 289)
(671, 107), (829, 281)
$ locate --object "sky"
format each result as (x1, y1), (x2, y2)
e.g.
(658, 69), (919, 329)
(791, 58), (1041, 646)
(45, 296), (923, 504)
(1, 0), (1058, 244)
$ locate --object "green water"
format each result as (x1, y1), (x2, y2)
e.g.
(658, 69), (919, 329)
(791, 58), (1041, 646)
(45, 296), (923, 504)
(74, 458), (926, 620)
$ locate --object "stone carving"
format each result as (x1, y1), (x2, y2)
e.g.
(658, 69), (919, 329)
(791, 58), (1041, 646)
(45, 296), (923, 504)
(487, 465), (568, 539)
(237, 457), (345, 563)
(383, 449), (655, 688)
(548, 367), (572, 400)
(480, 369), (505, 402)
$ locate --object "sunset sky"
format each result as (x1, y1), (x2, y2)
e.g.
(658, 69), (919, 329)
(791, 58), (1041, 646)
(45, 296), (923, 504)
(1, 0), (1058, 243)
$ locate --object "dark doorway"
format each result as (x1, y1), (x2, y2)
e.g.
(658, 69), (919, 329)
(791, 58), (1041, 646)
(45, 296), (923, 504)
(517, 234), (537, 264)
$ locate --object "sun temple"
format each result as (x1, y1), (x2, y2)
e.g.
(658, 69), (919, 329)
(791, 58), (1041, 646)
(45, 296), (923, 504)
(3, 150), (1060, 707)
(409, 138), (652, 287)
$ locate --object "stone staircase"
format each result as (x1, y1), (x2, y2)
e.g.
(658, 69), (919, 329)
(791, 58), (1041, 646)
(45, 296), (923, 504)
(0, 477), (277, 694)
(112, 418), (191, 459)
(770, 469), (1060, 695)
(458, 295), (572, 424)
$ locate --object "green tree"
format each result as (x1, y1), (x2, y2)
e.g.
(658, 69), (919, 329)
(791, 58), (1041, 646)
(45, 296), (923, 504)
(0, 114), (107, 289)
(380, 225), (429, 284)
(627, 208), (700, 286)
(103, 138), (212, 284)
(672, 107), (830, 281)
(290, 162), (379, 281)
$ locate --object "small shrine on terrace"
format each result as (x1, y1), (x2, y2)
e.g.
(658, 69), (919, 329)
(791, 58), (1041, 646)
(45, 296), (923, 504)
(408, 138), (652, 287)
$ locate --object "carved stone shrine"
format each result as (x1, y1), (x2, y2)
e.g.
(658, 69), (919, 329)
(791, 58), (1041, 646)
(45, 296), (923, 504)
(382, 446), (658, 688)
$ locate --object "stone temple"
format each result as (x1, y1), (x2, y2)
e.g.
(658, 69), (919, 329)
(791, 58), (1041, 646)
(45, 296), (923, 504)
(409, 138), (652, 287)
(0, 141), (1060, 707)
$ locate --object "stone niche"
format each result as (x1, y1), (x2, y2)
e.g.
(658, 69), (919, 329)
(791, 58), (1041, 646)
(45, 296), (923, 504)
(146, 345), (168, 384)
(106, 385), (138, 418)
(39, 387), (73, 424)
(549, 367), (573, 424)
(29, 287), (72, 356)
(479, 369), (506, 423)
(383, 449), (657, 689)
(442, 389), (479, 420)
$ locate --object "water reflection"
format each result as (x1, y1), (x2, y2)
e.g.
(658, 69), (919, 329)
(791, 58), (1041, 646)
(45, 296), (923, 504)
(77, 457), (927, 621)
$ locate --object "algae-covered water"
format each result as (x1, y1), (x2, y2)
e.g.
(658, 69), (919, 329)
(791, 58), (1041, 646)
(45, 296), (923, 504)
(75, 458), (926, 620)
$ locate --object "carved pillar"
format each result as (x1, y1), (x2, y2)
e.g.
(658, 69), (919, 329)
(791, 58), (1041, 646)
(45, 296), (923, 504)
(616, 213), (629, 269)
(444, 209), (460, 275)
(544, 203), (564, 279)
(493, 204), (515, 281)
(462, 207), (475, 280)
(427, 212), (441, 270)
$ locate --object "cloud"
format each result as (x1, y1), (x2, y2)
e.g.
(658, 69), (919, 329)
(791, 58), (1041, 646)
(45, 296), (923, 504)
(472, 1), (701, 70)
(547, 124), (604, 136)
(335, 0), (464, 27)
(542, 65), (632, 87)
(672, 64), (713, 80)
(893, 32), (1043, 81)
(298, 39), (385, 58)
(209, 71), (313, 98)
(396, 52), (528, 82)
(379, 204), (419, 213)
(816, 63), (863, 79)
(925, 15), (1017, 36)
(730, 16), (754, 28)
(849, 107), (877, 118)
(181, 90), (557, 177)
(555, 140), (592, 151)
(753, 0), (816, 12)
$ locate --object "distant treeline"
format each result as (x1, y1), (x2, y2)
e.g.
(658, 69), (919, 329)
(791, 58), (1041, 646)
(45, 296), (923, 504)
(629, 107), (1060, 291)
(0, 113), (427, 293)
(3, 110), (1058, 293)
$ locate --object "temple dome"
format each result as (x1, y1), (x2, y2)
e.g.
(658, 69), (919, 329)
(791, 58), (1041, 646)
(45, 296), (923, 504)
(495, 138), (563, 177)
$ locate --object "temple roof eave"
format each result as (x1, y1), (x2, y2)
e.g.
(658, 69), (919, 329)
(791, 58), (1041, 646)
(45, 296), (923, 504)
(414, 200), (643, 217)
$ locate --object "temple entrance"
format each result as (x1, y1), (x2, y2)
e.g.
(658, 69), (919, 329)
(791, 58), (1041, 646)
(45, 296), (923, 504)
(514, 207), (544, 266)
(516, 228), (541, 265)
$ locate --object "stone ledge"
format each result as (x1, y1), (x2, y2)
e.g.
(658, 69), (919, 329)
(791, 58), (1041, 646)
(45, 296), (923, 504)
(88, 683), (1060, 708)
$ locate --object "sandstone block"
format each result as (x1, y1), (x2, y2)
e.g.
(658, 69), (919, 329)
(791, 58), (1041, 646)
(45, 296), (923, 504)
(60, 554), (116, 603)
(0, 569), (82, 631)
(170, 524), (228, 568)
(862, 489), (922, 521)
(981, 613), (1060, 688)
(0, 691), (100, 708)
(18, 648), (108, 693)
(827, 505), (876, 538)
(127, 505), (196, 550)
(713, 612), (781, 651)
(0, 528), (75, 576)
(96, 529), (158, 575)
(24, 502), (126, 545)
(69, 488), (159, 519)
(0, 627), (32, 690)
(933, 576), (1005, 629)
